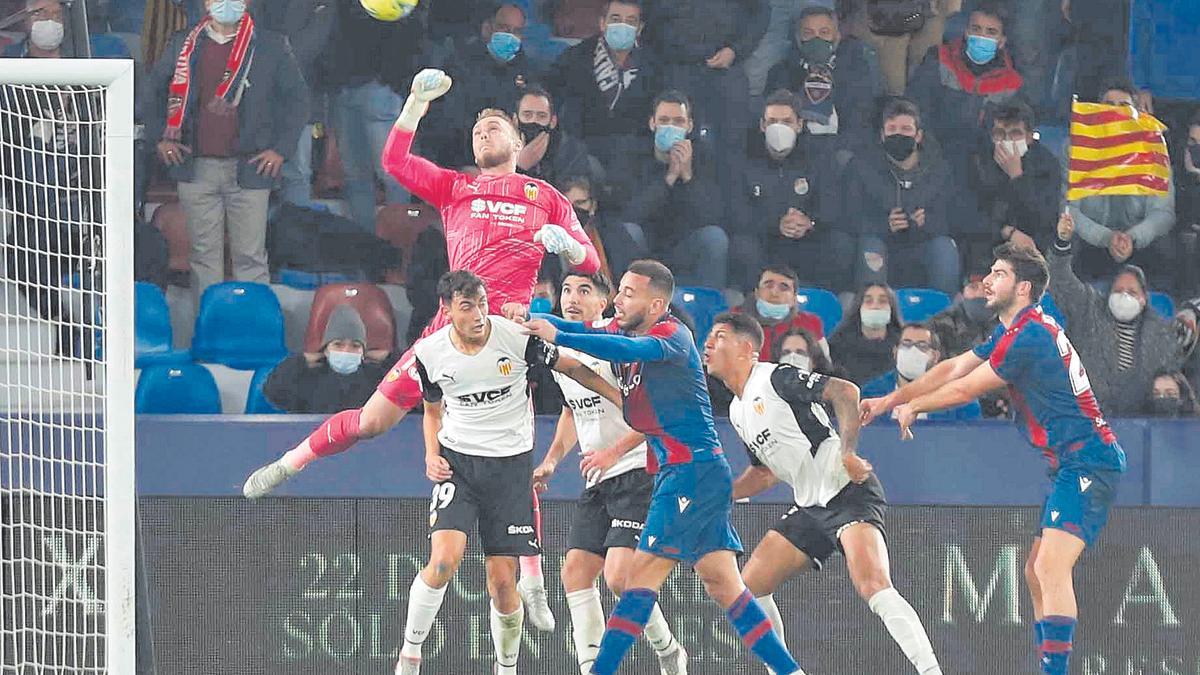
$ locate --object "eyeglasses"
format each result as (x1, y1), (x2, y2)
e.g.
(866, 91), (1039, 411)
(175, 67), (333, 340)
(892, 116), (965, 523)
(899, 340), (933, 351)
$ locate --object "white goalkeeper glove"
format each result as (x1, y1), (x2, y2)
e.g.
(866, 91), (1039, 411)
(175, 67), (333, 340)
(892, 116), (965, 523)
(534, 223), (586, 266)
(396, 68), (453, 131)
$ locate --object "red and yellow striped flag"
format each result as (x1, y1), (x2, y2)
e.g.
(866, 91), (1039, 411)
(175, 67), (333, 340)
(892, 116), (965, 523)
(1067, 101), (1170, 201)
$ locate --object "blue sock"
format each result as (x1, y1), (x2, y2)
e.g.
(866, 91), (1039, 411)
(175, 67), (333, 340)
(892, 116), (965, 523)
(1040, 615), (1075, 675)
(727, 589), (800, 675)
(591, 588), (657, 675)
(1034, 620), (1046, 661)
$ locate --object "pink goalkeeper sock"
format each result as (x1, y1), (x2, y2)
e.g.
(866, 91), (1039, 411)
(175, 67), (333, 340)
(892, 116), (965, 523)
(520, 554), (543, 580)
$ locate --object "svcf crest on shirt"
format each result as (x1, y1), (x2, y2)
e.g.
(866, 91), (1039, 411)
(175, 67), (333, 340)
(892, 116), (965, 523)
(386, 368), (401, 383)
(753, 397), (766, 415)
(497, 357), (513, 376)
(524, 182), (539, 201)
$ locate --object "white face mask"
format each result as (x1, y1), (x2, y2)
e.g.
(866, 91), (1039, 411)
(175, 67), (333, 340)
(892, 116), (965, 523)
(780, 352), (811, 371)
(30, 19), (64, 51)
(895, 345), (930, 380)
(999, 139), (1029, 157)
(1108, 291), (1143, 322)
(764, 123), (798, 154)
(860, 307), (891, 329)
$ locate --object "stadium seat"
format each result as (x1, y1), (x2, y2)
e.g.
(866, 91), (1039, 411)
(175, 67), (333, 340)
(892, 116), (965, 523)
(897, 288), (952, 323)
(1149, 292), (1175, 318)
(245, 365), (284, 414)
(304, 283), (397, 353)
(672, 286), (727, 344)
(135, 364), (221, 414)
(135, 282), (190, 368)
(375, 203), (442, 285)
(191, 282), (288, 370)
(795, 287), (842, 335)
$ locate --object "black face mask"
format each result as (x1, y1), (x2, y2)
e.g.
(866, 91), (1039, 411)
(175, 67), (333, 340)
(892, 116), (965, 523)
(962, 297), (994, 324)
(1150, 397), (1182, 417)
(519, 121), (552, 143)
(883, 133), (917, 162)
(573, 206), (592, 225)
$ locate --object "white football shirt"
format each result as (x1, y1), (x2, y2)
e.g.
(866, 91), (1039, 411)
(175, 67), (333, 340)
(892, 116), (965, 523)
(414, 316), (557, 458)
(553, 338), (647, 487)
(728, 362), (848, 507)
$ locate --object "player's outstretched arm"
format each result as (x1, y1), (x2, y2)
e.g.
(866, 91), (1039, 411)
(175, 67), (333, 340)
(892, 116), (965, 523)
(819, 376), (873, 483)
(896, 362), (1006, 439)
(396, 68), (452, 132)
(862, 350), (984, 424)
(534, 407), (579, 492)
(553, 353), (623, 407)
(732, 466), (780, 500)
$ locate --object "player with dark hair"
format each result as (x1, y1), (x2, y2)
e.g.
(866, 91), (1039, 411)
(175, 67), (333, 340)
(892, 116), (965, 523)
(523, 260), (804, 675)
(532, 271), (688, 674)
(862, 242), (1126, 675)
(395, 270), (618, 675)
(243, 68), (601, 629)
(704, 312), (943, 674)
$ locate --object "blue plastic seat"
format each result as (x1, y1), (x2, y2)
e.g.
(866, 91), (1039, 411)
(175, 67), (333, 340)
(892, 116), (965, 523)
(191, 282), (288, 370)
(1149, 292), (1175, 318)
(135, 364), (221, 414)
(897, 288), (952, 323)
(134, 282), (190, 368)
(795, 287), (842, 335)
(245, 365), (284, 414)
(672, 287), (727, 344)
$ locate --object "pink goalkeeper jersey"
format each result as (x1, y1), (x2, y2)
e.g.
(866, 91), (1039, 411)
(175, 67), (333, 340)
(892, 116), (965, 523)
(381, 127), (600, 309)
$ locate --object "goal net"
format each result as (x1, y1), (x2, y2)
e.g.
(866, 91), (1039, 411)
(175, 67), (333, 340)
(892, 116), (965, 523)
(0, 59), (136, 673)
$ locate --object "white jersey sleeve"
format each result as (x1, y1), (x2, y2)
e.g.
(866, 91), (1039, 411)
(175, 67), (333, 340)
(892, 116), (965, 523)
(414, 316), (549, 457)
(728, 363), (847, 507)
(552, 342), (647, 487)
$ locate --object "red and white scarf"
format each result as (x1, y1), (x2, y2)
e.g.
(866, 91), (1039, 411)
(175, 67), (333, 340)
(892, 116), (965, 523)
(163, 14), (256, 141)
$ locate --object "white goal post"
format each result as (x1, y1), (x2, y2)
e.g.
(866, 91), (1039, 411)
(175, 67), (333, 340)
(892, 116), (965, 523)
(0, 58), (136, 673)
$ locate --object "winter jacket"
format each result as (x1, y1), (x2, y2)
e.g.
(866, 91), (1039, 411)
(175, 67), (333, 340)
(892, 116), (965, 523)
(606, 138), (722, 246)
(517, 130), (606, 189)
(969, 139), (1064, 248)
(764, 36), (881, 143)
(1068, 185), (1177, 251)
(264, 352), (394, 413)
(545, 35), (661, 143)
(644, 0), (768, 65)
(828, 325), (901, 384)
(735, 137), (839, 239)
(841, 142), (955, 240)
(1048, 240), (1184, 416)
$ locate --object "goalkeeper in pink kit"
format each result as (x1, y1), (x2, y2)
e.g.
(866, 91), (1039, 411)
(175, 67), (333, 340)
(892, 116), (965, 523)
(242, 68), (598, 631)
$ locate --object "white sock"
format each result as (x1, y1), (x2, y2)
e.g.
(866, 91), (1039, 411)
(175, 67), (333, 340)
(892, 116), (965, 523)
(868, 588), (941, 675)
(643, 602), (678, 657)
(566, 587), (605, 674)
(400, 575), (447, 659)
(490, 601), (524, 673)
(757, 594), (786, 643)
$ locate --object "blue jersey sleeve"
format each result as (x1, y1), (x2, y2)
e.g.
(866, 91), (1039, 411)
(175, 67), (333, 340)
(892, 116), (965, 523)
(534, 313), (607, 334)
(973, 324), (1004, 361)
(989, 324), (1045, 383)
(556, 319), (691, 364)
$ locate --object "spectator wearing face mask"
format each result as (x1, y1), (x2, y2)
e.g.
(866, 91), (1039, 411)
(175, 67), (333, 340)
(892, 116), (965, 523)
(841, 0), (961, 96)
(861, 322), (982, 420)
(544, 0), (660, 169)
(762, 6), (881, 155)
(966, 102), (1063, 269)
(1050, 211), (1185, 416)
(1067, 79), (1177, 291)
(263, 305), (395, 413)
(438, 3), (539, 165)
(842, 97), (960, 295)
(828, 282), (903, 384)
(731, 264), (828, 360)
(559, 175), (615, 280)
(732, 90), (855, 292)
(514, 86), (605, 189)
(1145, 371), (1199, 418)
(774, 326), (844, 379)
(928, 274), (998, 358)
(5, 0), (66, 57)
(606, 90), (728, 289)
(906, 1), (1023, 175)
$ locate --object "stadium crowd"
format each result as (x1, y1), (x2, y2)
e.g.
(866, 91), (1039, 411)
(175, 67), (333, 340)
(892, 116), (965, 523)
(3, 0), (1200, 419)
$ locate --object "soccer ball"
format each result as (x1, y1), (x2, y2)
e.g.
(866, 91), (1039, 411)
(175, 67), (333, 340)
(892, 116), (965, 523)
(359, 0), (417, 21)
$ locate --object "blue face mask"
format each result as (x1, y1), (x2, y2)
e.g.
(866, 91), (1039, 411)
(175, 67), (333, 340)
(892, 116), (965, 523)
(530, 296), (553, 315)
(965, 34), (999, 64)
(605, 22), (637, 51)
(654, 124), (687, 153)
(488, 31), (522, 62)
(327, 349), (363, 375)
(756, 298), (791, 321)
(208, 0), (246, 25)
